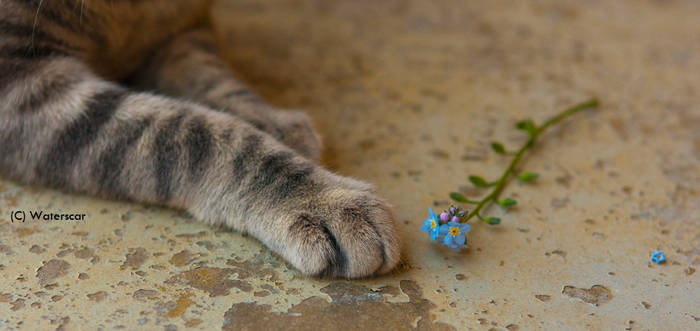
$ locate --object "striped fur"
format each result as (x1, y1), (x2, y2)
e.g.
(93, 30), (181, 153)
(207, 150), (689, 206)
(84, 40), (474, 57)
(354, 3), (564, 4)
(0, 0), (399, 278)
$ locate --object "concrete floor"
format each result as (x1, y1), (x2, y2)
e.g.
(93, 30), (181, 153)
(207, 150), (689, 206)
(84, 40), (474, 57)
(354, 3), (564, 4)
(1, 0), (699, 330)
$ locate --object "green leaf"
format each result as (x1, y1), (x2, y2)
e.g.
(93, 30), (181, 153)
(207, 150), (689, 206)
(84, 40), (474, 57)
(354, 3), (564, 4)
(485, 217), (501, 225)
(516, 119), (535, 130)
(469, 175), (490, 187)
(450, 192), (469, 203)
(490, 142), (506, 155)
(516, 119), (537, 136)
(518, 172), (539, 182)
(499, 198), (517, 207)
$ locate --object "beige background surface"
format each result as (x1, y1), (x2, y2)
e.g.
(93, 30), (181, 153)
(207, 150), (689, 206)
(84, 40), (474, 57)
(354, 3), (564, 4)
(1, 0), (698, 330)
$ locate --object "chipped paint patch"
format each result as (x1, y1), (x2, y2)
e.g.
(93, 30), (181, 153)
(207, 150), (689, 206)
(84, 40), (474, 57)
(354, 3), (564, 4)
(185, 318), (203, 327)
(29, 245), (46, 254)
(562, 285), (613, 306)
(57, 246), (100, 263)
(169, 250), (194, 267)
(133, 289), (160, 302)
(36, 259), (70, 286)
(165, 292), (195, 318)
(121, 247), (148, 269)
(535, 295), (551, 302)
(87, 291), (108, 302)
(226, 254), (280, 281)
(10, 298), (25, 311)
(166, 267), (251, 297)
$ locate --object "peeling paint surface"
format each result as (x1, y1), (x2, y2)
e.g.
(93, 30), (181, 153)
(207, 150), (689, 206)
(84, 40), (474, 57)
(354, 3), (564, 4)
(1, 0), (699, 330)
(222, 280), (454, 331)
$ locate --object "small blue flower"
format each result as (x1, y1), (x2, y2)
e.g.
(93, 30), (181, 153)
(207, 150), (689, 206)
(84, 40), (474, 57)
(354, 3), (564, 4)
(439, 221), (471, 251)
(651, 251), (666, 264)
(421, 208), (441, 242)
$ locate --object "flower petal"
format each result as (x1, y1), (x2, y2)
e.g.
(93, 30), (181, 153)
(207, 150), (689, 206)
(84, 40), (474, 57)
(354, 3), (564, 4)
(430, 225), (440, 241)
(456, 234), (466, 245)
(421, 220), (431, 233)
(443, 235), (453, 247)
(429, 208), (437, 221)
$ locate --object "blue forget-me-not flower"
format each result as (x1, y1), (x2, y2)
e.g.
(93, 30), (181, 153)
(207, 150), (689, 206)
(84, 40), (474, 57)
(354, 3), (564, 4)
(440, 221), (471, 251)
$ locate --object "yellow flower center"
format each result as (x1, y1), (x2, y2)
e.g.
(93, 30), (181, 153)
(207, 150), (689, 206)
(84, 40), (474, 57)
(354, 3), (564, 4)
(430, 220), (437, 229)
(449, 227), (460, 236)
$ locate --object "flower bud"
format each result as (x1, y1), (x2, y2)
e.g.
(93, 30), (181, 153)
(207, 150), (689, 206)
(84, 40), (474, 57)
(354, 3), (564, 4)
(440, 212), (449, 222)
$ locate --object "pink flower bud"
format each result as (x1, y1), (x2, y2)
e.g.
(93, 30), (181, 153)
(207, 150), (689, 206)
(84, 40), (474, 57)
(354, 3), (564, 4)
(440, 212), (449, 222)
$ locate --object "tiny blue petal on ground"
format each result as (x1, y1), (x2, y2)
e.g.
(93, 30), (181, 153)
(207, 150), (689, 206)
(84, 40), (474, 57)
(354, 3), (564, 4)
(651, 251), (666, 264)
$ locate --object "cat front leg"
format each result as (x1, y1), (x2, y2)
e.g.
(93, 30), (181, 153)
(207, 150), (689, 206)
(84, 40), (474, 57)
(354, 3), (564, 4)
(0, 56), (400, 278)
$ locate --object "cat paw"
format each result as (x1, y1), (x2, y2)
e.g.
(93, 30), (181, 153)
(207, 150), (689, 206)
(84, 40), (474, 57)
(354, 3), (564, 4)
(281, 184), (400, 278)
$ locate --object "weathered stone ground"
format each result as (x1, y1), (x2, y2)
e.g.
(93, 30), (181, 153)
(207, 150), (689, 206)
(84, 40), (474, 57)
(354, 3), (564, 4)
(1, 0), (698, 330)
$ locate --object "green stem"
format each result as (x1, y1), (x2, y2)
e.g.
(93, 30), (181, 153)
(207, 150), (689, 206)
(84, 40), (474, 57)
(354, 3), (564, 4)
(537, 99), (599, 133)
(463, 98), (599, 224)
